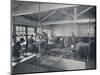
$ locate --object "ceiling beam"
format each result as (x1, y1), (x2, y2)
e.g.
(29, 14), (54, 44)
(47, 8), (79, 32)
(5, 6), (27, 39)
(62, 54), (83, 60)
(13, 3), (78, 16)
(13, 2), (24, 11)
(21, 15), (38, 21)
(41, 10), (57, 22)
(73, 7), (77, 20)
(41, 18), (95, 25)
(59, 8), (74, 18)
(76, 7), (93, 17)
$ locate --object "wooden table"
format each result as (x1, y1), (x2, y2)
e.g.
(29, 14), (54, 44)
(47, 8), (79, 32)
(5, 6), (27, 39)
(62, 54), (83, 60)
(12, 53), (37, 67)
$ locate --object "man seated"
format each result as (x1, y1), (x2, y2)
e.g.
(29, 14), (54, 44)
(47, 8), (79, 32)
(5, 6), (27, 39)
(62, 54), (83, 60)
(12, 38), (25, 61)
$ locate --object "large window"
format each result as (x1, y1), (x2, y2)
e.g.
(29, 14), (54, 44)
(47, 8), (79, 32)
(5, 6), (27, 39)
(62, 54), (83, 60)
(16, 26), (26, 45)
(28, 27), (35, 39)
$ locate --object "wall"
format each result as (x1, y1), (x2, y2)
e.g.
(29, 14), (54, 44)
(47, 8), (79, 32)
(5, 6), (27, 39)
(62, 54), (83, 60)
(13, 16), (37, 26)
(52, 23), (95, 37)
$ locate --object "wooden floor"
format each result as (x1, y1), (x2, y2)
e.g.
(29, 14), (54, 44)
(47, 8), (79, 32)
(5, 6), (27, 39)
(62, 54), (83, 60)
(12, 55), (86, 74)
(40, 55), (86, 70)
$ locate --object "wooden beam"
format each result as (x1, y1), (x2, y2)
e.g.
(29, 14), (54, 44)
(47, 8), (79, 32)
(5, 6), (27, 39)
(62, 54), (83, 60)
(72, 7), (78, 32)
(13, 25), (16, 45)
(41, 18), (95, 25)
(76, 7), (93, 17)
(41, 10), (57, 21)
(73, 7), (77, 20)
(13, 2), (24, 11)
(13, 3), (78, 16)
(25, 27), (28, 51)
(59, 8), (74, 18)
(13, 18), (95, 27)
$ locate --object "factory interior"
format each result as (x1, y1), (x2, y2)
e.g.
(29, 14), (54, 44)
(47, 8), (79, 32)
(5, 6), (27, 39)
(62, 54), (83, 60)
(11, 0), (96, 74)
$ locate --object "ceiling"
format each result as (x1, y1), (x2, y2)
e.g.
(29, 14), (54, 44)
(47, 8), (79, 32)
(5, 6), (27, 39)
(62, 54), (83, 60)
(12, 0), (96, 26)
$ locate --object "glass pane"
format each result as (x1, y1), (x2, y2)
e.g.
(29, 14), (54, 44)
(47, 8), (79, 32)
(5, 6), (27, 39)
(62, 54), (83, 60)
(16, 26), (20, 31)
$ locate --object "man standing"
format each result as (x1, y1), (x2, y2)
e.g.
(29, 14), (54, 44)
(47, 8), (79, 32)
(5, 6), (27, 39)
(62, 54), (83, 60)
(28, 35), (35, 53)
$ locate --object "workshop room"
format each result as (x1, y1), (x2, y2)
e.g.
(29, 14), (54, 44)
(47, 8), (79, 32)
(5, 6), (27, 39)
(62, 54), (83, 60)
(11, 0), (96, 74)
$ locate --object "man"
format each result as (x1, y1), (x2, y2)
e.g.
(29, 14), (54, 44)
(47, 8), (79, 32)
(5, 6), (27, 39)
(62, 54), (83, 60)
(12, 38), (25, 58)
(71, 32), (76, 47)
(28, 35), (34, 45)
(41, 32), (48, 50)
(28, 35), (35, 53)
